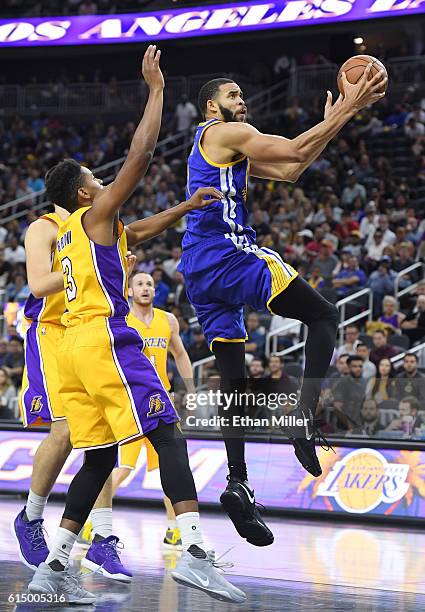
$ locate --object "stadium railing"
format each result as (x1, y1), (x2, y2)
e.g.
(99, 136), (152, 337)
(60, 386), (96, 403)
(336, 288), (373, 347)
(288, 55), (425, 97)
(395, 262), (424, 299)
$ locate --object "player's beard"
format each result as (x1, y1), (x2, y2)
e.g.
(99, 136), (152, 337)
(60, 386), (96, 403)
(218, 104), (238, 123)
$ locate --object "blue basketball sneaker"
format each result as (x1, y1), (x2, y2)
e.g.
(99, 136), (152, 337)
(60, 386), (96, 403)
(81, 535), (132, 583)
(12, 507), (49, 570)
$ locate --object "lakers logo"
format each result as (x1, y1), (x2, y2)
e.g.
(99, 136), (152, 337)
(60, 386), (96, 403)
(30, 396), (43, 414)
(317, 449), (410, 514)
(147, 393), (166, 418)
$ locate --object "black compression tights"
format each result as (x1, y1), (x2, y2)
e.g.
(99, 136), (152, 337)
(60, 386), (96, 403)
(270, 276), (339, 407)
(146, 421), (197, 504)
(62, 444), (118, 527)
(212, 276), (338, 480)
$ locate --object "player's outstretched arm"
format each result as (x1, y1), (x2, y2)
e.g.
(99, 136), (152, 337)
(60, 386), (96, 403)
(89, 45), (164, 221)
(125, 187), (222, 246)
(250, 64), (387, 181)
(25, 219), (63, 298)
(167, 313), (196, 394)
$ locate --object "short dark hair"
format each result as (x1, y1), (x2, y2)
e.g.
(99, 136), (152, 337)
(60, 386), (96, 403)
(347, 355), (363, 366)
(400, 395), (419, 413)
(357, 343), (369, 350)
(198, 78), (234, 117)
(45, 159), (83, 212)
(404, 353), (418, 362)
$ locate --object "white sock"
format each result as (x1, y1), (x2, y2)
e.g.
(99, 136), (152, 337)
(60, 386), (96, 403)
(167, 519), (177, 531)
(91, 508), (113, 539)
(26, 489), (48, 522)
(176, 512), (204, 551)
(46, 527), (77, 567)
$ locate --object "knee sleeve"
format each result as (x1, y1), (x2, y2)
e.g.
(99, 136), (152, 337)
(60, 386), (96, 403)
(147, 422), (197, 505)
(62, 445), (117, 525)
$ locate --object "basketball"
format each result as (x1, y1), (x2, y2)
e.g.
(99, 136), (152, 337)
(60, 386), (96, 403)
(337, 55), (388, 95)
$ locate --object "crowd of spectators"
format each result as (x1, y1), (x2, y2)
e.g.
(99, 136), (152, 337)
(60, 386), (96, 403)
(1, 72), (424, 438)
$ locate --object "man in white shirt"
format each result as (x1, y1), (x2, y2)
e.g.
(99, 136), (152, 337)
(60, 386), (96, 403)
(175, 94), (198, 132)
(4, 237), (26, 264)
(360, 201), (379, 240)
(356, 342), (377, 380)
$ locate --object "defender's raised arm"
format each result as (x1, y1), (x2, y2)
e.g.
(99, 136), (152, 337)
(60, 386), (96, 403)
(90, 45), (164, 220)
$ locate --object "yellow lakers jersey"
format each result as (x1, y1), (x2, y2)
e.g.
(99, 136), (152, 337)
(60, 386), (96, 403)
(24, 212), (66, 326)
(127, 308), (171, 390)
(56, 206), (129, 326)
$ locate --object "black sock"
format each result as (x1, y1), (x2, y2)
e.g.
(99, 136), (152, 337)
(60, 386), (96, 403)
(228, 462), (248, 482)
(93, 533), (104, 543)
(48, 559), (65, 572)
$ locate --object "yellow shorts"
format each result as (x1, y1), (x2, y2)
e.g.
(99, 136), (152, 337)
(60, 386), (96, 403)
(19, 322), (66, 427)
(118, 438), (159, 472)
(58, 318), (178, 450)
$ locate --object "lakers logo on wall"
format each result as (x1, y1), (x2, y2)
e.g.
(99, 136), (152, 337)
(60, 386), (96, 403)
(317, 448), (410, 514)
(147, 393), (166, 418)
(30, 396), (43, 414)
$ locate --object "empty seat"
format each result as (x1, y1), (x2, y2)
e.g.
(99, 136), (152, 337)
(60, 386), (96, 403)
(389, 334), (410, 350)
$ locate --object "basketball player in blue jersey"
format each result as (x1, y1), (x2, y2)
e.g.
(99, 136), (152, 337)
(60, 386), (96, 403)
(180, 67), (387, 546)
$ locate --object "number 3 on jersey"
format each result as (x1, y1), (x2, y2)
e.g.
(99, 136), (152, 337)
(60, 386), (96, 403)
(61, 256), (77, 302)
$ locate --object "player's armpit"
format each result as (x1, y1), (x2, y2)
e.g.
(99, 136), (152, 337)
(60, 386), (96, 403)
(214, 122), (306, 164)
(24, 219), (64, 298)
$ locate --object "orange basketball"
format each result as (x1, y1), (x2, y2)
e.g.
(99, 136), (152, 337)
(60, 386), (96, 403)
(337, 55), (387, 95)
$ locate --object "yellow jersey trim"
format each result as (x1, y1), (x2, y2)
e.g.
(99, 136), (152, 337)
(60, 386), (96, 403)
(209, 336), (246, 351)
(198, 119), (247, 169)
(266, 275), (298, 314)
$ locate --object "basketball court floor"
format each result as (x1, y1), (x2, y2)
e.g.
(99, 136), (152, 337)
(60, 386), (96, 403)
(1, 497), (424, 611)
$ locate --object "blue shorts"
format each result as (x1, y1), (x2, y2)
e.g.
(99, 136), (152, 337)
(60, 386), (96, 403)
(179, 237), (298, 349)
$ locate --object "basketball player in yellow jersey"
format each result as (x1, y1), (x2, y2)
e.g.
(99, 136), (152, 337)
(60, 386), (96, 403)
(12, 207), (71, 571)
(29, 47), (245, 604)
(114, 272), (195, 550)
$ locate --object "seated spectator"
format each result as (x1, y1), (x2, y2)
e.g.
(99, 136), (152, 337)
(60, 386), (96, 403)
(0, 367), (16, 419)
(308, 266), (325, 290)
(366, 229), (388, 266)
(245, 312), (266, 359)
(265, 355), (298, 399)
(400, 295), (425, 346)
(353, 399), (384, 437)
(333, 356), (367, 430)
(356, 343), (377, 380)
(5, 273), (30, 302)
(178, 316), (192, 350)
(359, 201), (379, 240)
(378, 295), (405, 332)
(4, 237), (26, 264)
(369, 330), (398, 367)
(332, 255), (366, 297)
(365, 358), (397, 404)
(162, 246), (182, 279)
(395, 353), (425, 402)
(341, 171), (366, 207)
(385, 396), (423, 435)
(334, 325), (360, 362)
(2, 336), (24, 388)
(331, 353), (350, 379)
(367, 259), (397, 317)
(249, 358), (265, 380)
(312, 241), (338, 280)
(404, 117), (425, 139)
(188, 327), (212, 364)
(0, 340), (8, 367)
(152, 267), (170, 308)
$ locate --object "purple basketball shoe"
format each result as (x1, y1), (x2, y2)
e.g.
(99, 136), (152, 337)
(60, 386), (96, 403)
(81, 535), (132, 583)
(12, 507), (49, 570)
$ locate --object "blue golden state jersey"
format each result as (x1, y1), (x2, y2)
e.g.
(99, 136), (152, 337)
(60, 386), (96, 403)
(183, 118), (256, 250)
